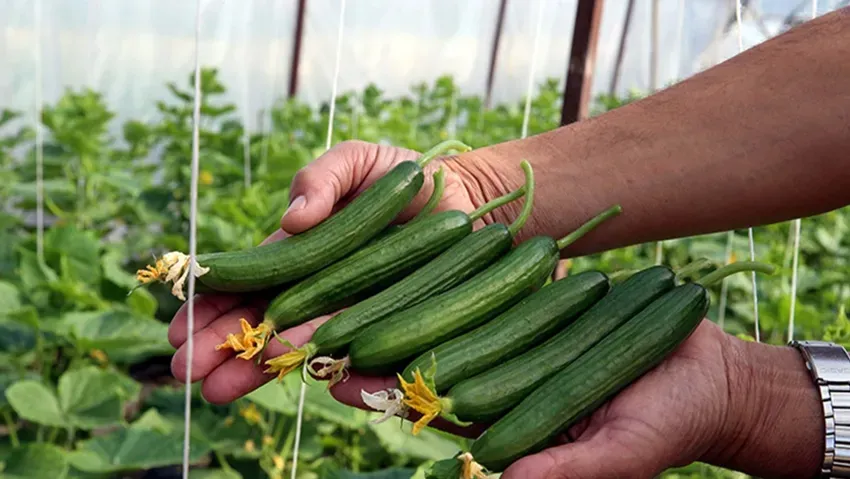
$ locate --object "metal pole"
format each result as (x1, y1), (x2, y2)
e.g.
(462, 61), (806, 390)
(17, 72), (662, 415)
(288, 0), (307, 98)
(561, 0), (604, 125)
(484, 0), (509, 109)
(609, 0), (635, 95)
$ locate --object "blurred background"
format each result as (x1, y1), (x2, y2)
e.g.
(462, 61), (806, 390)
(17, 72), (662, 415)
(1, 1), (848, 478)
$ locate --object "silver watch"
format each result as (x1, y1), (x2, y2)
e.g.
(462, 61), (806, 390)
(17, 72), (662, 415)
(792, 340), (850, 478)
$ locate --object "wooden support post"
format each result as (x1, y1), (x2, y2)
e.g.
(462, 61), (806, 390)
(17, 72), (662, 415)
(560, 0), (604, 126)
(484, 0), (509, 109)
(288, 0), (307, 98)
(609, 0), (635, 95)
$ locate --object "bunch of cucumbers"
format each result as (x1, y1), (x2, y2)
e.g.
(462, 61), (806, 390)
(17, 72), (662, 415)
(141, 140), (776, 477)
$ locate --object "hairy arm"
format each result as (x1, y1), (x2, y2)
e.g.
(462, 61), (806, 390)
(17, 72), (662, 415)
(449, 7), (850, 258)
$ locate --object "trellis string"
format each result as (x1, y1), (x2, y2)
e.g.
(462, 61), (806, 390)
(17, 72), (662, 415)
(182, 0), (205, 476)
(291, 2), (347, 478)
(242, 0), (254, 189)
(520, 0), (546, 140)
(734, 0), (761, 342)
(34, 0), (44, 261)
(789, 1), (818, 341)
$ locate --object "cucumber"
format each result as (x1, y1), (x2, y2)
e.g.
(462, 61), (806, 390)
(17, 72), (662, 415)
(421, 261), (776, 477)
(469, 283), (710, 472)
(441, 264), (676, 423)
(263, 167), (526, 330)
(400, 270), (610, 394)
(136, 140), (471, 296)
(348, 204), (623, 375)
(263, 161), (536, 382)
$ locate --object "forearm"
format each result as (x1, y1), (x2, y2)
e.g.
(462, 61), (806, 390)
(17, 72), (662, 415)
(704, 335), (823, 478)
(451, 8), (850, 257)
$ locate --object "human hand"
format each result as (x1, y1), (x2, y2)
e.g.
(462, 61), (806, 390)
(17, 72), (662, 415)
(168, 140), (512, 404)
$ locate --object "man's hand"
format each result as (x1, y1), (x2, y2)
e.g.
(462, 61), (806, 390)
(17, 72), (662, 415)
(167, 140), (501, 404)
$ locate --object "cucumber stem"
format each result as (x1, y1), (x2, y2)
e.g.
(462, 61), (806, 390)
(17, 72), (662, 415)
(675, 258), (714, 281)
(696, 261), (776, 287)
(416, 140), (472, 167)
(412, 168), (446, 221)
(469, 160), (533, 224)
(555, 205), (623, 250)
(507, 160), (534, 236)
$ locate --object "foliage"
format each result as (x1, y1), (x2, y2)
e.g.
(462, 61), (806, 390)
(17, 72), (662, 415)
(0, 68), (847, 478)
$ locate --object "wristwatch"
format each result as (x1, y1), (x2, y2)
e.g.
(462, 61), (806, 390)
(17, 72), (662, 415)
(792, 340), (850, 478)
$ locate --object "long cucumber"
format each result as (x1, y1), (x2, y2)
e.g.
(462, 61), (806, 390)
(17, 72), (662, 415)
(440, 264), (677, 423)
(348, 204), (623, 376)
(263, 161), (536, 382)
(423, 261), (776, 477)
(134, 140), (471, 298)
(400, 270), (610, 394)
(263, 167), (526, 330)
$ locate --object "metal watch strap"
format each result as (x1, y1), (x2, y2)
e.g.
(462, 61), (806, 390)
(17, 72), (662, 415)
(792, 340), (850, 478)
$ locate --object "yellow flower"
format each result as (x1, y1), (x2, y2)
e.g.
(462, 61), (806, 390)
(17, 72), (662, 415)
(199, 170), (214, 185)
(729, 252), (738, 263)
(262, 435), (275, 447)
(244, 439), (256, 453)
(223, 416), (234, 426)
(459, 452), (488, 479)
(272, 455), (285, 471)
(215, 318), (271, 360)
(397, 369), (441, 435)
(89, 349), (108, 364)
(264, 348), (308, 381)
(239, 403), (263, 425)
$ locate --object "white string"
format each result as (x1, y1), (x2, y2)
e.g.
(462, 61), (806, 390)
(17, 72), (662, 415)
(291, 4), (346, 477)
(717, 230), (735, 329)
(242, 0), (253, 189)
(324, 0), (346, 152)
(520, 0), (545, 140)
(182, 0), (204, 476)
(734, 0), (761, 343)
(34, 0), (44, 261)
(789, 0), (817, 342)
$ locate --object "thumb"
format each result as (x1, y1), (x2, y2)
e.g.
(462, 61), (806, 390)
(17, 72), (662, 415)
(501, 434), (669, 479)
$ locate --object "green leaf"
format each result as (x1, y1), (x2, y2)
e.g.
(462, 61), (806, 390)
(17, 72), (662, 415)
(45, 227), (101, 286)
(100, 249), (138, 289)
(0, 443), (69, 479)
(6, 380), (66, 427)
(58, 366), (140, 429)
(68, 410), (213, 473)
(17, 249), (58, 293)
(0, 281), (21, 314)
(0, 320), (37, 352)
(126, 288), (158, 317)
(58, 309), (172, 361)
(189, 469), (243, 479)
(369, 420), (463, 461)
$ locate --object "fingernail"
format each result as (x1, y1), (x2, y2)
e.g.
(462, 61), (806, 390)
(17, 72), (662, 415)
(284, 196), (306, 217)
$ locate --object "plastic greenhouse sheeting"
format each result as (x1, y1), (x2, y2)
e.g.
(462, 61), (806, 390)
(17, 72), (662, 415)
(0, 0), (844, 133)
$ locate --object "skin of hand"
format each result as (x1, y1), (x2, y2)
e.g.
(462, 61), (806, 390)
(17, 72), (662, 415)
(168, 8), (850, 477)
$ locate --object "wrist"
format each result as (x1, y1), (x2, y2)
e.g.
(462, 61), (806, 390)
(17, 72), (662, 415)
(704, 334), (823, 478)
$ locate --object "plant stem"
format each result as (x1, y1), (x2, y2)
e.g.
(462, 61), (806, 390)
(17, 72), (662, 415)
(506, 160), (534, 236)
(556, 205), (623, 250)
(697, 261), (777, 287)
(47, 426), (59, 443)
(675, 258), (714, 281)
(412, 168), (445, 221)
(470, 160), (532, 225)
(415, 140), (472, 167)
(3, 410), (20, 448)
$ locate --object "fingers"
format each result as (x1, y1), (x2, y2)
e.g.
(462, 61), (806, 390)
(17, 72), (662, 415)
(280, 141), (424, 234)
(200, 316), (330, 404)
(501, 432), (665, 479)
(168, 294), (244, 348)
(170, 302), (267, 382)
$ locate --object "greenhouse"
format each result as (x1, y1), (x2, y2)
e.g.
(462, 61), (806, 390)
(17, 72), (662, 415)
(1, 1), (849, 478)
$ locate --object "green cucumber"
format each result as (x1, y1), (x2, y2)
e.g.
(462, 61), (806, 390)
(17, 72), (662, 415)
(440, 264), (676, 423)
(422, 261), (776, 476)
(400, 270), (610, 394)
(469, 283), (710, 471)
(265, 161), (536, 382)
(348, 204), (623, 374)
(140, 140), (471, 295)
(263, 167), (526, 330)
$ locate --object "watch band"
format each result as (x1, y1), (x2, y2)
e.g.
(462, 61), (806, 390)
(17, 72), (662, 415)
(792, 340), (850, 478)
